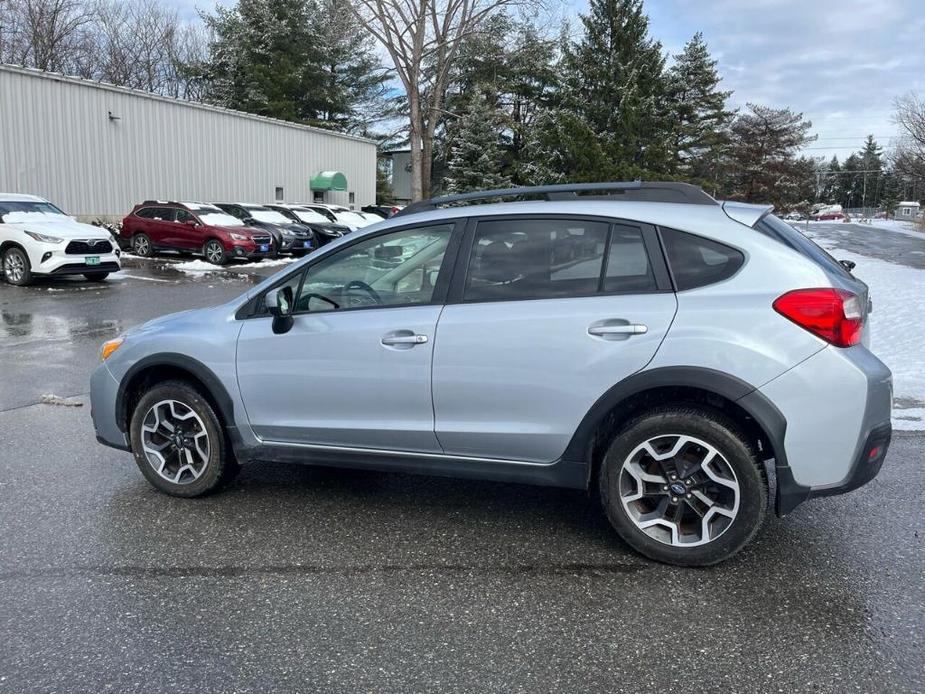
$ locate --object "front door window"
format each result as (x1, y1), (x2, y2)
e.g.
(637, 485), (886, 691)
(295, 225), (453, 312)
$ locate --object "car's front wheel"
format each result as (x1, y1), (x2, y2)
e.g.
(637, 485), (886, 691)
(203, 239), (227, 265)
(2, 246), (33, 286)
(129, 381), (238, 497)
(599, 406), (768, 566)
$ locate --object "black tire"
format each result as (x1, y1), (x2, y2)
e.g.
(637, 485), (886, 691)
(83, 272), (110, 282)
(132, 233), (153, 257)
(598, 406), (768, 567)
(129, 380), (238, 497)
(2, 246), (33, 286)
(203, 239), (227, 265)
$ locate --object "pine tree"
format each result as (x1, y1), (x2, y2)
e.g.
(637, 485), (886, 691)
(857, 135), (884, 208)
(565, 0), (672, 175)
(820, 155), (841, 203)
(443, 91), (512, 194)
(723, 103), (815, 208)
(200, 0), (387, 130)
(666, 32), (734, 179)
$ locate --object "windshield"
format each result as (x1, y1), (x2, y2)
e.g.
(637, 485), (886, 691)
(248, 209), (291, 224)
(756, 214), (852, 280)
(0, 200), (68, 223)
(197, 212), (244, 227)
(292, 208), (333, 224)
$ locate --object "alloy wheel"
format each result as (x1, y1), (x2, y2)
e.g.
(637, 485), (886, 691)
(205, 241), (224, 263)
(134, 236), (150, 255)
(140, 400), (211, 484)
(618, 434), (740, 547)
(3, 252), (25, 283)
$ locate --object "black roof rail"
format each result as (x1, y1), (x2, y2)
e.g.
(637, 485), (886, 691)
(394, 181), (717, 217)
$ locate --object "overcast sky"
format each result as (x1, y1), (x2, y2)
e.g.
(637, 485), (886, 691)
(172, 0), (923, 162)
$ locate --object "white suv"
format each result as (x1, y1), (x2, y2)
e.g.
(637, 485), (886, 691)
(0, 193), (121, 285)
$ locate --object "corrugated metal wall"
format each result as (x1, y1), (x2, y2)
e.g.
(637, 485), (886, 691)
(0, 65), (377, 218)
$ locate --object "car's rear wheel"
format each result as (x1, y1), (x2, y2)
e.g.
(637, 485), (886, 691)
(83, 272), (110, 282)
(129, 381), (237, 497)
(132, 233), (152, 257)
(599, 406), (768, 566)
(203, 239), (227, 265)
(2, 247), (32, 286)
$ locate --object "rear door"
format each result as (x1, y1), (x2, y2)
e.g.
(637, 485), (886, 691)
(148, 207), (178, 247)
(432, 216), (678, 462)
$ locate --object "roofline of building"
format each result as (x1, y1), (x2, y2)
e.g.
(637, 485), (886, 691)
(0, 63), (378, 146)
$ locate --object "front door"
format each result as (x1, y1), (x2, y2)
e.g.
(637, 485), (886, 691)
(432, 217), (678, 462)
(236, 222), (458, 452)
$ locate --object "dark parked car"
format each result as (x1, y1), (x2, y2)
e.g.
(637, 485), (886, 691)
(362, 204), (404, 219)
(265, 204), (350, 247)
(121, 201), (273, 265)
(215, 203), (316, 256)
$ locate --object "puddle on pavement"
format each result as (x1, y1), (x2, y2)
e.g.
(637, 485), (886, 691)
(1, 310), (123, 342)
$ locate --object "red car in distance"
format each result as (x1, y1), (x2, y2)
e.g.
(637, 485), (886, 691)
(121, 201), (274, 265)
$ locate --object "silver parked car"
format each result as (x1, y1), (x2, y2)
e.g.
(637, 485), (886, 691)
(90, 182), (892, 566)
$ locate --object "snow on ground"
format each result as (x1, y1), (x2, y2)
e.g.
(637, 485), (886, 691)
(812, 236), (925, 430)
(173, 257), (298, 274)
(862, 218), (924, 239)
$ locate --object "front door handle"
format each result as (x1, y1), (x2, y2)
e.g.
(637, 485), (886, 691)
(381, 333), (428, 346)
(588, 321), (648, 340)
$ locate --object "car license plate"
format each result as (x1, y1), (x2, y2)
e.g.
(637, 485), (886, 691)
(260, 244), (269, 252)
(86, 256), (100, 266)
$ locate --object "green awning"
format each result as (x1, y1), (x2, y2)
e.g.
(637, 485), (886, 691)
(310, 171), (348, 191)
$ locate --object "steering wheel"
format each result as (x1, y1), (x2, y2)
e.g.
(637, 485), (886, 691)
(344, 280), (383, 306)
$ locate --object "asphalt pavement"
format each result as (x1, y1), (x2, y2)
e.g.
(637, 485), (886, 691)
(0, 245), (923, 692)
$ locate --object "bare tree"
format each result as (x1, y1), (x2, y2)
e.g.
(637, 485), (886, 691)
(892, 92), (925, 182)
(351, 0), (522, 200)
(0, 0), (92, 70)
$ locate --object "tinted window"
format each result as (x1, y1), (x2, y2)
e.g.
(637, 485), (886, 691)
(294, 224), (453, 312)
(151, 207), (175, 221)
(755, 214), (852, 280)
(465, 219), (609, 301)
(660, 227), (744, 290)
(604, 224), (658, 293)
(135, 207), (155, 219)
(175, 209), (196, 224)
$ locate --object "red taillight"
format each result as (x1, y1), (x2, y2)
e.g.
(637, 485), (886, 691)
(772, 288), (863, 347)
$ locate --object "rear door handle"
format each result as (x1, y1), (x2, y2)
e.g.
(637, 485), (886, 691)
(381, 333), (428, 346)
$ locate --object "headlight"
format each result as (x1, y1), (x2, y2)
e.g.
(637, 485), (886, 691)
(229, 233), (247, 241)
(24, 230), (64, 244)
(100, 337), (124, 361)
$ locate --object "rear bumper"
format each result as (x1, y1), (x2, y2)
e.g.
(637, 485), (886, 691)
(776, 422), (891, 515)
(757, 345), (893, 515)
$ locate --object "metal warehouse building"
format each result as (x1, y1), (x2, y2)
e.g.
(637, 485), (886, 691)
(0, 64), (377, 220)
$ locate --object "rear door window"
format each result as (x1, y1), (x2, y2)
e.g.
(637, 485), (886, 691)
(659, 227), (744, 290)
(464, 219), (610, 301)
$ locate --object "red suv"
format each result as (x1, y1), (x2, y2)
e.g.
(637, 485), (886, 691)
(121, 201), (274, 265)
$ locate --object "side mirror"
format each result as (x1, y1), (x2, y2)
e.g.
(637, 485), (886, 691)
(266, 286), (294, 334)
(839, 259), (856, 272)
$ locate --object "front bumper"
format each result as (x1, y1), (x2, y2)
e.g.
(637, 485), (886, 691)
(28, 242), (121, 276)
(90, 362), (131, 451)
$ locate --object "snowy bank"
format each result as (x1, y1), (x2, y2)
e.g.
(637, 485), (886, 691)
(174, 257), (298, 274)
(813, 238), (925, 430)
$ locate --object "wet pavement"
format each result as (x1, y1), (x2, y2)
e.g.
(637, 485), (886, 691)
(1, 248), (924, 692)
(803, 221), (925, 269)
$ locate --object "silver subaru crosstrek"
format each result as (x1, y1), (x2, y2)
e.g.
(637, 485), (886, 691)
(90, 182), (892, 566)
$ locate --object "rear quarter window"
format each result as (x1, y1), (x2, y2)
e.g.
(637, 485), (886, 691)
(659, 227), (744, 290)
